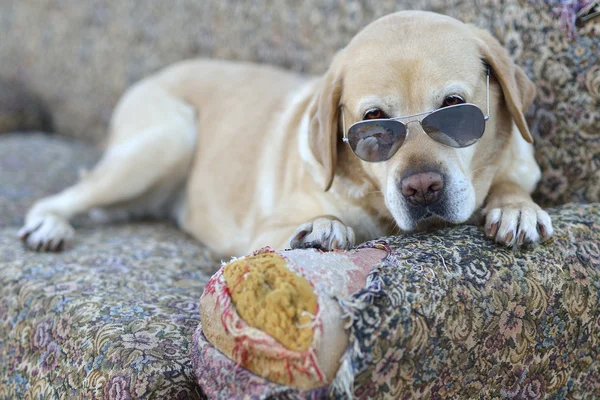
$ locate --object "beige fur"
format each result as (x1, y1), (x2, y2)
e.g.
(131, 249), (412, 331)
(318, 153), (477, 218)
(19, 11), (552, 257)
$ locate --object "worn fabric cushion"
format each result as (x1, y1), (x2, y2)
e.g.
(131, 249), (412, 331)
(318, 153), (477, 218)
(0, 133), (217, 398)
(191, 203), (600, 399)
(0, 223), (217, 399)
(198, 248), (386, 394)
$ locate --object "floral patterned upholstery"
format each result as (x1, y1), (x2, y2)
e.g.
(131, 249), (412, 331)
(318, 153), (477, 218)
(1, 0), (599, 398)
(344, 204), (599, 399)
(0, 223), (216, 399)
(185, 1), (600, 397)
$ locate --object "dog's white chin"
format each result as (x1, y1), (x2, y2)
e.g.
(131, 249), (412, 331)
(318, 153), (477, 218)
(385, 181), (477, 232)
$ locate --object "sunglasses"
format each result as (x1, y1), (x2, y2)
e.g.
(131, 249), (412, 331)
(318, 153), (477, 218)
(342, 69), (491, 162)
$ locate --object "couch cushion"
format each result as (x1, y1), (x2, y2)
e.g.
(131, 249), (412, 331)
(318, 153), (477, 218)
(0, 222), (217, 399)
(0, 133), (217, 397)
(0, 133), (100, 228)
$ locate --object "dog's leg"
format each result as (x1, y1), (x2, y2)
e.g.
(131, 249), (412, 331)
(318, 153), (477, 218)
(483, 182), (553, 248)
(19, 82), (196, 251)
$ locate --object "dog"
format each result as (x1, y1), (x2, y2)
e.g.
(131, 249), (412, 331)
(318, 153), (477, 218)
(19, 11), (553, 258)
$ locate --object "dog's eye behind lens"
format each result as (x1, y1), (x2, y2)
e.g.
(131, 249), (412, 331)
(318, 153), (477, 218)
(442, 96), (465, 107)
(364, 109), (384, 120)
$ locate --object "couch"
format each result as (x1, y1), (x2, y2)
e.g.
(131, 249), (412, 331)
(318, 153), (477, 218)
(1, 0), (598, 398)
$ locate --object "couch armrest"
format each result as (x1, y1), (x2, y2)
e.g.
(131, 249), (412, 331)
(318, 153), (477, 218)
(341, 203), (599, 398)
(191, 203), (599, 399)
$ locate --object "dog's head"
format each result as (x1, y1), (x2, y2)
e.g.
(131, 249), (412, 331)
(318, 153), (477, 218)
(308, 11), (536, 231)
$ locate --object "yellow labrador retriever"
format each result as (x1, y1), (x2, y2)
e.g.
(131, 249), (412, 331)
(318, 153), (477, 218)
(19, 11), (553, 257)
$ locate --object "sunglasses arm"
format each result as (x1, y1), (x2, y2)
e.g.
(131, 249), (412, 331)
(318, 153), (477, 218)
(340, 108), (349, 142)
(484, 67), (490, 121)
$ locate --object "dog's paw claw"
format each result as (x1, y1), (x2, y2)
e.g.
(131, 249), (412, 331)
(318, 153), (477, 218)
(290, 218), (355, 251)
(484, 206), (553, 249)
(18, 214), (74, 252)
(486, 221), (499, 239)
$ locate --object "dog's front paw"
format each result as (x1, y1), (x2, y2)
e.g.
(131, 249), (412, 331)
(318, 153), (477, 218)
(484, 205), (553, 248)
(289, 218), (355, 251)
(18, 214), (74, 252)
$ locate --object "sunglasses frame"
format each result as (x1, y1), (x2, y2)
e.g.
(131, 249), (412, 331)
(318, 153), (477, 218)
(341, 68), (491, 160)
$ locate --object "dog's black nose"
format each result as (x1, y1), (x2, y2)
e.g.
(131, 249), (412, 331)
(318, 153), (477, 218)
(400, 171), (444, 206)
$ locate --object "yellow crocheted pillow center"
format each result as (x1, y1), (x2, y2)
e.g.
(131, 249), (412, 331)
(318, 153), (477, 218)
(223, 253), (317, 352)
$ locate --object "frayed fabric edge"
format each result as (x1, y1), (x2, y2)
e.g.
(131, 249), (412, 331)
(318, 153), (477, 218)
(330, 350), (355, 398)
(329, 244), (389, 398)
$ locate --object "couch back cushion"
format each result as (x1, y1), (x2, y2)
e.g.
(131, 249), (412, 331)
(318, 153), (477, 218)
(0, 0), (597, 205)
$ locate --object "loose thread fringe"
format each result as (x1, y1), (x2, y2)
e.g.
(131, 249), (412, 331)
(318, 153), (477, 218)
(330, 351), (355, 399)
(330, 266), (386, 398)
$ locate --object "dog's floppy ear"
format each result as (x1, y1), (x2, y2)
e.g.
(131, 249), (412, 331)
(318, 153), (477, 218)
(469, 26), (536, 143)
(308, 53), (344, 191)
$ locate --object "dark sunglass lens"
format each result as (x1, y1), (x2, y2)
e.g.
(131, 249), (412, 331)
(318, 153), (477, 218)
(421, 104), (486, 148)
(347, 120), (406, 162)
